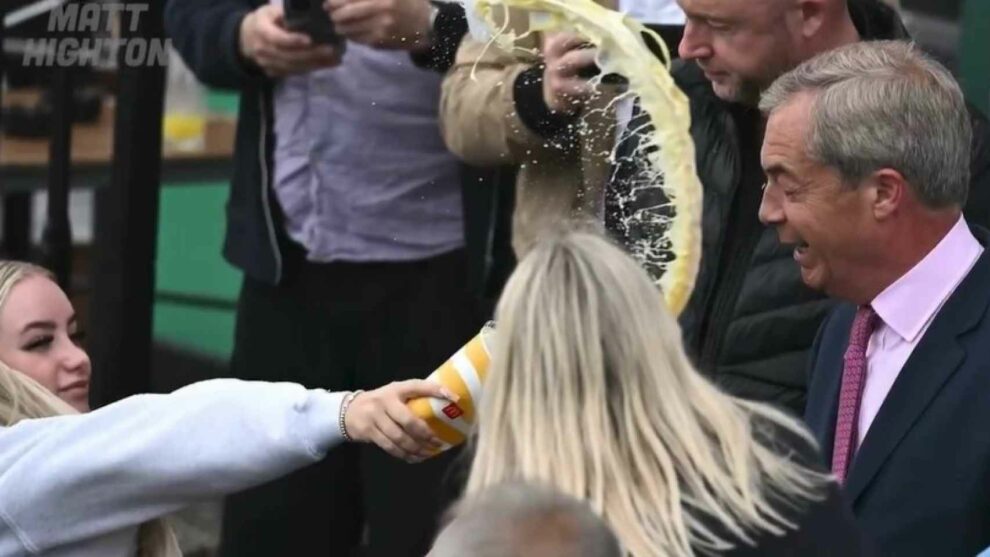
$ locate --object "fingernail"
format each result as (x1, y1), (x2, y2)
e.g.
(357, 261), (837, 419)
(441, 388), (459, 402)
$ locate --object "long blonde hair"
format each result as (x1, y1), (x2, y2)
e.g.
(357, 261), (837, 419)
(466, 229), (828, 556)
(0, 261), (181, 557)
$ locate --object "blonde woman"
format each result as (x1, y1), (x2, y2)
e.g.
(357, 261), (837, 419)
(0, 261), (454, 557)
(464, 229), (865, 556)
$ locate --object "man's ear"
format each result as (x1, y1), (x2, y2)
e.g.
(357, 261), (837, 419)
(795, 0), (828, 40)
(870, 168), (908, 220)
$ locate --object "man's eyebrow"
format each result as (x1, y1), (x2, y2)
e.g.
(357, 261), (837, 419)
(763, 162), (788, 177)
(684, 9), (733, 25)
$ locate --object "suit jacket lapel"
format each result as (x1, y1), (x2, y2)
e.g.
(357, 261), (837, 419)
(845, 232), (990, 504)
(805, 306), (855, 464)
(844, 326), (965, 504)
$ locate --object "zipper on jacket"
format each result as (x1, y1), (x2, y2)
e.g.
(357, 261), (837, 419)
(258, 91), (283, 283)
(697, 108), (764, 372)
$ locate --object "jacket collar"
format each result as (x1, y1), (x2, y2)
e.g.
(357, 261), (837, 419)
(844, 226), (990, 504)
(848, 0), (911, 41)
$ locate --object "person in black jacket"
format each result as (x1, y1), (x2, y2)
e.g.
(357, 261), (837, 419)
(603, 0), (990, 414)
(163, 1), (510, 556)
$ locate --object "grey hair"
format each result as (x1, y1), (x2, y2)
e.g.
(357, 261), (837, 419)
(429, 482), (624, 557)
(760, 40), (971, 208)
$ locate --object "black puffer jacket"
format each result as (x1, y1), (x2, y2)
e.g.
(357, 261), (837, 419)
(641, 1), (990, 414)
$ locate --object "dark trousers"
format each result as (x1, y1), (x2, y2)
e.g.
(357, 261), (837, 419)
(217, 248), (481, 557)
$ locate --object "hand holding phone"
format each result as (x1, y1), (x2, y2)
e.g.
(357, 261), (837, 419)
(576, 62), (629, 86)
(541, 33), (598, 114)
(325, 0), (434, 51)
(239, 4), (342, 77)
(284, 0), (344, 45)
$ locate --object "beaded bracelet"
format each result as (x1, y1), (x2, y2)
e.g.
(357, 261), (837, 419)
(338, 390), (364, 442)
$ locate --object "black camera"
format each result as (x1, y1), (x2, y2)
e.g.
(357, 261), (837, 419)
(283, 0), (343, 45)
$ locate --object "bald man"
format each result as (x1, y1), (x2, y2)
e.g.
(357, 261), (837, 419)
(429, 483), (622, 557)
(605, 0), (990, 415)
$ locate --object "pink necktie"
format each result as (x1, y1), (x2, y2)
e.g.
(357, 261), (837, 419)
(831, 305), (880, 485)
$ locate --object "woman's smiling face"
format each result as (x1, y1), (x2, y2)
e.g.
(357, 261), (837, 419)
(0, 274), (91, 412)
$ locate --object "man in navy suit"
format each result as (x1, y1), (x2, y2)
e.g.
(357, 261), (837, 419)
(757, 40), (990, 556)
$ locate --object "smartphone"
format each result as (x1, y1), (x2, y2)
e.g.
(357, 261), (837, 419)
(574, 43), (628, 86)
(283, 0), (343, 45)
(576, 63), (629, 86)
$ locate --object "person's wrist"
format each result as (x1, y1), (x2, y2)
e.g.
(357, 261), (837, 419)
(410, 0), (439, 52)
(339, 390), (365, 442)
(409, 1), (466, 71)
(427, 1), (440, 33)
(238, 11), (264, 67)
(543, 80), (563, 114)
(239, 11), (254, 58)
(514, 65), (579, 140)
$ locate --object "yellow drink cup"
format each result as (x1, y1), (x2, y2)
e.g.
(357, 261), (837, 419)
(163, 112), (206, 152)
(408, 322), (494, 455)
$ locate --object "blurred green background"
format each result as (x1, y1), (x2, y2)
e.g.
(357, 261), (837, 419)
(152, 91), (239, 361)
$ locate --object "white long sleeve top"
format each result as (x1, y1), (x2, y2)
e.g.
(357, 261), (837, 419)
(0, 379), (346, 556)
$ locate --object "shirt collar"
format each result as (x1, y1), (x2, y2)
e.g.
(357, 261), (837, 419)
(871, 217), (983, 343)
